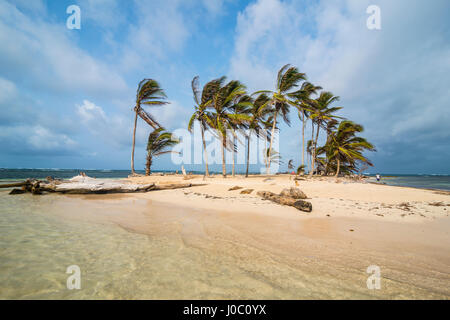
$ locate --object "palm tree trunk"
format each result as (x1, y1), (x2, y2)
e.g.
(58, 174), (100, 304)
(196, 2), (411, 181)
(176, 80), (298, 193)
(245, 132), (251, 178)
(309, 123), (314, 177)
(201, 125), (209, 176)
(221, 135), (226, 178)
(312, 122), (320, 176)
(335, 158), (341, 177)
(267, 110), (278, 175)
(314, 124), (320, 173)
(145, 154), (152, 176)
(232, 135), (236, 177)
(131, 109), (138, 174)
(301, 112), (305, 168)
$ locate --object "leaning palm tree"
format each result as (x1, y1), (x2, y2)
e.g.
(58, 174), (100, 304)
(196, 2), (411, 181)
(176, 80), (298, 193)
(188, 76), (225, 176)
(326, 121), (375, 177)
(131, 79), (168, 175)
(308, 92), (342, 176)
(264, 149), (283, 168)
(255, 64), (306, 174)
(288, 159), (294, 172)
(229, 94), (253, 177)
(306, 139), (314, 174)
(245, 93), (272, 177)
(293, 82), (322, 169)
(208, 79), (250, 177)
(145, 128), (179, 176)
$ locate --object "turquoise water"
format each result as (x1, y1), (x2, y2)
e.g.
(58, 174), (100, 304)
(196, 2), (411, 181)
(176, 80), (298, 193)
(0, 191), (369, 299)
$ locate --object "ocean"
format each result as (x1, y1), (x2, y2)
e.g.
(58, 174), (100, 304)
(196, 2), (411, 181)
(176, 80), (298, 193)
(368, 174), (450, 191)
(1, 169), (450, 191)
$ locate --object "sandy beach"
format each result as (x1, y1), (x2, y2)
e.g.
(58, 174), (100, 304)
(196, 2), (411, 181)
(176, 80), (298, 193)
(70, 174), (450, 299)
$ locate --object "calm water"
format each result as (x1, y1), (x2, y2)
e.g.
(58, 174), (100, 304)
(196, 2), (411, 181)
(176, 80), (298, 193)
(0, 191), (367, 299)
(1, 192), (293, 299)
(370, 175), (450, 191)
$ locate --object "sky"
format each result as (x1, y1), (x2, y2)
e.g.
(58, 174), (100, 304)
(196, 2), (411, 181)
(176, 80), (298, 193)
(0, 0), (449, 174)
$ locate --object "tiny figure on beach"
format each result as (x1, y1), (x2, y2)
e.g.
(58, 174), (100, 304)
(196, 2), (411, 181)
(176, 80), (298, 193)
(376, 174), (381, 182)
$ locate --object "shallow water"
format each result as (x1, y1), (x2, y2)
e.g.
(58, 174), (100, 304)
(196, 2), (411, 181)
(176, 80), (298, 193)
(1, 191), (325, 299)
(0, 190), (449, 299)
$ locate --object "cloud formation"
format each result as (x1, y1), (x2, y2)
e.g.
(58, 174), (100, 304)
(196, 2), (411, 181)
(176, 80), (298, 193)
(229, 0), (450, 173)
(0, 0), (449, 173)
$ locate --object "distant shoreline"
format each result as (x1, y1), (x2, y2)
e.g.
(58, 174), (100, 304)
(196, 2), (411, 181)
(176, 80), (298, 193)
(1, 169), (450, 192)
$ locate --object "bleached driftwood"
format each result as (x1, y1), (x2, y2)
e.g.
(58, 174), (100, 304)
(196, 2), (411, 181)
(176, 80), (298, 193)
(5, 175), (197, 195)
(152, 183), (193, 191)
(40, 181), (157, 194)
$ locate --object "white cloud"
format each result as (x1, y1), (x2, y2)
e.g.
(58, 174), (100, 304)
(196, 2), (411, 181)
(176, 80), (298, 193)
(28, 126), (77, 151)
(77, 100), (107, 122)
(0, 77), (17, 104)
(76, 99), (190, 149)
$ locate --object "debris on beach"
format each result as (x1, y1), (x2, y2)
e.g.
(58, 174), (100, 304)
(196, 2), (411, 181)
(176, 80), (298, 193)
(280, 187), (307, 200)
(228, 186), (243, 191)
(9, 188), (27, 195)
(428, 201), (445, 207)
(2, 175), (198, 195)
(240, 189), (254, 195)
(398, 202), (414, 211)
(257, 189), (312, 212)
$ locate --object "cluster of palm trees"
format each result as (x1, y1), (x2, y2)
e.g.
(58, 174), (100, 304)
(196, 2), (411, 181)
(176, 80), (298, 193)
(130, 64), (375, 177)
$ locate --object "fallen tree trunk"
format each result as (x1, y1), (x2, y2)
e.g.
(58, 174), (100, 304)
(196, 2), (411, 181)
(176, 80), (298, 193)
(152, 183), (193, 190)
(40, 182), (157, 194)
(257, 191), (312, 212)
(0, 181), (29, 188)
(41, 182), (197, 194)
(6, 175), (202, 195)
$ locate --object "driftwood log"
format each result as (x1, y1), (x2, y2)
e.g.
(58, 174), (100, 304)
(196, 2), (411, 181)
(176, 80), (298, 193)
(257, 190), (312, 212)
(3, 176), (198, 195)
(0, 181), (29, 188)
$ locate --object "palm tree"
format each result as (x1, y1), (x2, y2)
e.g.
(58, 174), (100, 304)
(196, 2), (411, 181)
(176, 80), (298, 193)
(244, 93), (272, 177)
(306, 139), (314, 173)
(326, 121), (375, 176)
(292, 82), (322, 169)
(296, 164), (306, 175)
(308, 92), (342, 176)
(264, 148), (283, 167)
(188, 76), (225, 177)
(322, 119), (338, 175)
(229, 94), (253, 177)
(131, 79), (168, 175)
(145, 128), (179, 176)
(208, 79), (250, 177)
(288, 159), (294, 172)
(255, 64), (306, 174)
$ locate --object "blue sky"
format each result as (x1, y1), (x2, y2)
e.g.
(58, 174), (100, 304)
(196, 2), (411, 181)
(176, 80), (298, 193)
(1, 0), (449, 174)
